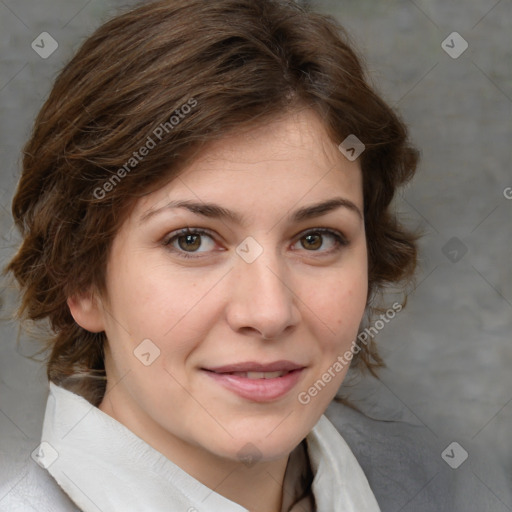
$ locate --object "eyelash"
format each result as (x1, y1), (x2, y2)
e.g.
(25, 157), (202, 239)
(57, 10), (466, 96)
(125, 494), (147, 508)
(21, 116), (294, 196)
(162, 227), (349, 260)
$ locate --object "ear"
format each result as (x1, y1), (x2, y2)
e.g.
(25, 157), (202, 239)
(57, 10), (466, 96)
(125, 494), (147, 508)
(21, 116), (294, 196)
(67, 289), (106, 333)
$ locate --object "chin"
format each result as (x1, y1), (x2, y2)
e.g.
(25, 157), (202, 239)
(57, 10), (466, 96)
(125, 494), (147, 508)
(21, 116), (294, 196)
(213, 420), (310, 462)
(213, 439), (300, 465)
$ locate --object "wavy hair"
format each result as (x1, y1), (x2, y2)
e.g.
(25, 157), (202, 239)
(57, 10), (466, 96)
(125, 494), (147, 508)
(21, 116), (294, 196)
(6, 0), (419, 405)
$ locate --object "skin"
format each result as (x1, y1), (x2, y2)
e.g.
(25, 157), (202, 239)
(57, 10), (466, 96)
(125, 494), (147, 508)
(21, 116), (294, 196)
(68, 107), (368, 512)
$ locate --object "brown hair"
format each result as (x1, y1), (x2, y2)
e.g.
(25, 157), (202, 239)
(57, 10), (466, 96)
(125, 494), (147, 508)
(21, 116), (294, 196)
(6, 0), (418, 405)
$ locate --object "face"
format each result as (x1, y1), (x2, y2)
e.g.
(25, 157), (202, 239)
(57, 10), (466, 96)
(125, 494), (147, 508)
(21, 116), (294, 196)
(73, 108), (367, 471)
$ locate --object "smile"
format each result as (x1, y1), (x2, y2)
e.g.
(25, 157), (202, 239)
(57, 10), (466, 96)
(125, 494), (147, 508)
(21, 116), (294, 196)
(202, 361), (306, 402)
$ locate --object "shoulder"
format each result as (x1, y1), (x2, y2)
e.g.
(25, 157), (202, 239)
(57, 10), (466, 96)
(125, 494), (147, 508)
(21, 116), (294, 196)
(326, 399), (442, 503)
(0, 459), (80, 512)
(326, 398), (455, 511)
(326, 396), (512, 512)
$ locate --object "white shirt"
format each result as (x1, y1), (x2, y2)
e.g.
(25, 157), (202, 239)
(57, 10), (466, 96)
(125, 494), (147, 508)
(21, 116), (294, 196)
(25, 382), (382, 511)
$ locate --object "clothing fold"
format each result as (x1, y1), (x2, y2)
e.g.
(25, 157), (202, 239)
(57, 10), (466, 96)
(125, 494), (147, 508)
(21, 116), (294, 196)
(36, 381), (381, 512)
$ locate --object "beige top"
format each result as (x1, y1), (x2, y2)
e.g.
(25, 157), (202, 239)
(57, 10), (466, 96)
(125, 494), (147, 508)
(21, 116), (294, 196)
(33, 381), (381, 511)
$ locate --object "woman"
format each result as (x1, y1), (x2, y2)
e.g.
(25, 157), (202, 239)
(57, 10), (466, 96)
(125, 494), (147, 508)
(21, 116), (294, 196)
(4, 0), (420, 510)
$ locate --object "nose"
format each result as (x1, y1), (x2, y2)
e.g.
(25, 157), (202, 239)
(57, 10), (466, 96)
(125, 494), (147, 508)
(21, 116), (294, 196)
(225, 246), (300, 340)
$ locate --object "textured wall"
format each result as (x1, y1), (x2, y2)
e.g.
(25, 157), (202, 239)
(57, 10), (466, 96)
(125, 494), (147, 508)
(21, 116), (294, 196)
(0, 0), (510, 509)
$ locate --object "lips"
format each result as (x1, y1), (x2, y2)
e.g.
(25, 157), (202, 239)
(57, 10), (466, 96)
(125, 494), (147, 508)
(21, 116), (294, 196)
(204, 360), (304, 374)
(202, 361), (306, 402)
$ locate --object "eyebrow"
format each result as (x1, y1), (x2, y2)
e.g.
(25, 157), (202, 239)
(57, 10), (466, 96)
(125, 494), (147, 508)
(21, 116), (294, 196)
(140, 196), (363, 225)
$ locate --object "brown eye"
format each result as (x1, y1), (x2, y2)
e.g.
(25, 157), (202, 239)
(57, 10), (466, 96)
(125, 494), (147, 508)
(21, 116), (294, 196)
(293, 229), (348, 254)
(301, 233), (323, 250)
(164, 228), (217, 258)
(177, 233), (202, 252)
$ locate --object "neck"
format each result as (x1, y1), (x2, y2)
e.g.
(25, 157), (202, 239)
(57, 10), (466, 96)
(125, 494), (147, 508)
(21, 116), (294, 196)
(99, 387), (290, 512)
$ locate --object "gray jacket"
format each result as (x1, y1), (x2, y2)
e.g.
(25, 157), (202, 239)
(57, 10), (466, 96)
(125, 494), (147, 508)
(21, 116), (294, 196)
(1, 384), (510, 511)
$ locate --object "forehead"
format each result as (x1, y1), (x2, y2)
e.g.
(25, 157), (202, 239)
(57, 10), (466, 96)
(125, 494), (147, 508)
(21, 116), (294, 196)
(135, 108), (363, 219)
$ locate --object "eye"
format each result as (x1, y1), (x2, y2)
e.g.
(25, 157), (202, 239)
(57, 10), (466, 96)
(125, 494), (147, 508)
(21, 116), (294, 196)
(292, 228), (348, 254)
(162, 227), (348, 260)
(163, 228), (218, 258)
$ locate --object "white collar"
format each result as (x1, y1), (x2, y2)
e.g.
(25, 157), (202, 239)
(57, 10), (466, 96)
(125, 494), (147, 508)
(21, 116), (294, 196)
(38, 381), (380, 512)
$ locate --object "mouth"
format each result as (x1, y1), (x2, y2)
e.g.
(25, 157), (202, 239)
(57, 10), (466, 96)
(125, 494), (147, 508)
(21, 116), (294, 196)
(215, 370), (292, 379)
(204, 360), (304, 374)
(201, 361), (306, 402)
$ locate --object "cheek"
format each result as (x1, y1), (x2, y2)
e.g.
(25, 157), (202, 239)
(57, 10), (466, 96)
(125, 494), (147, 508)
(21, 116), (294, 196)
(105, 255), (185, 331)
(314, 286), (367, 358)
(103, 257), (222, 367)
(305, 261), (368, 347)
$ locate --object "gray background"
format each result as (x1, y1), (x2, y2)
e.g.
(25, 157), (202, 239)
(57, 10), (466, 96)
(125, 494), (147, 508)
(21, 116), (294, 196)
(0, 0), (511, 509)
